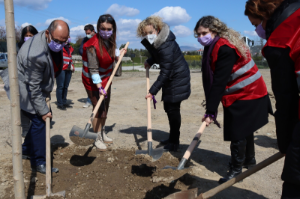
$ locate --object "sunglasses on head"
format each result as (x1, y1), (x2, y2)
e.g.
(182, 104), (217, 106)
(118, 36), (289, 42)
(99, 15), (114, 23)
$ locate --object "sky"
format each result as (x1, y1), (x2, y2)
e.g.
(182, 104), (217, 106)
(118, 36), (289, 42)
(0, 0), (260, 49)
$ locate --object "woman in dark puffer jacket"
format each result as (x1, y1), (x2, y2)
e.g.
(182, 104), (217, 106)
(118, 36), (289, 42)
(137, 16), (191, 151)
(245, 0), (300, 198)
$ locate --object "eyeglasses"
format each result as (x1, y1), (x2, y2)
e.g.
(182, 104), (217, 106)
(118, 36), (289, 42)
(49, 32), (68, 45)
(99, 15), (114, 23)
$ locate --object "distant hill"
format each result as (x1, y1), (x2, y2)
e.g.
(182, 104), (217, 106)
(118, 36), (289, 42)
(180, 46), (199, 52)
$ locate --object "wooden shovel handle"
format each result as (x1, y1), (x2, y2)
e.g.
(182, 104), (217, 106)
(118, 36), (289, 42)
(197, 152), (284, 199)
(88, 42), (130, 124)
(182, 122), (206, 160)
(146, 68), (152, 142)
(45, 98), (51, 196)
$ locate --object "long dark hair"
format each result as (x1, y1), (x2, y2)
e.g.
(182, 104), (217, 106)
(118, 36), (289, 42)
(18, 25), (38, 48)
(97, 14), (117, 58)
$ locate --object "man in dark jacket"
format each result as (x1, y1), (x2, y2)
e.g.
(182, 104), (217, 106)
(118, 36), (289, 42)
(138, 16), (191, 151)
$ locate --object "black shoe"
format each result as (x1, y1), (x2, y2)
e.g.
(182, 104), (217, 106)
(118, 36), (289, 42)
(160, 139), (169, 145)
(163, 143), (179, 152)
(57, 105), (66, 110)
(31, 164), (59, 174)
(219, 164), (242, 184)
(63, 104), (73, 108)
(243, 157), (256, 169)
(22, 154), (30, 160)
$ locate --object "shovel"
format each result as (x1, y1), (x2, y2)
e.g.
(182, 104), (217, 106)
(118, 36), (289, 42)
(32, 98), (65, 199)
(163, 121), (207, 170)
(163, 152), (284, 199)
(69, 42), (129, 146)
(135, 68), (164, 161)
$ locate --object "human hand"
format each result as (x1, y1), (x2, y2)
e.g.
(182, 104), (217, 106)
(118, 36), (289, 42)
(202, 115), (213, 126)
(144, 61), (151, 69)
(145, 93), (153, 100)
(99, 86), (107, 96)
(120, 48), (127, 55)
(42, 112), (52, 121)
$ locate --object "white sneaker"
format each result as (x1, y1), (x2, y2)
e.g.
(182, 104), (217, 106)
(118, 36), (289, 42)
(83, 101), (91, 108)
(94, 132), (107, 151)
(102, 131), (113, 144)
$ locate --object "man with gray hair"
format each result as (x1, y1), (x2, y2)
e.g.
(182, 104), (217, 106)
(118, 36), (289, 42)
(17, 20), (69, 174)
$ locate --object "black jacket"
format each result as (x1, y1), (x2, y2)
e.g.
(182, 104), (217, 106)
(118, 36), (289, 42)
(141, 24), (191, 103)
(264, 0), (300, 185)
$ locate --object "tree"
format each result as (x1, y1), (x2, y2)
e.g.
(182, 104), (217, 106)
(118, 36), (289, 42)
(15, 26), (22, 42)
(75, 35), (84, 45)
(0, 26), (6, 41)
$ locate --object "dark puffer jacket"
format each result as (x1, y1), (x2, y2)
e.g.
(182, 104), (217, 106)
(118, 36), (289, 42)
(141, 24), (191, 103)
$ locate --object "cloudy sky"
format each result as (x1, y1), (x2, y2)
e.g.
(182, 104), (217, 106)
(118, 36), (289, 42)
(0, 0), (259, 49)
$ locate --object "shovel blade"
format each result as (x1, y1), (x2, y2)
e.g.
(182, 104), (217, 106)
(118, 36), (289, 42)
(162, 165), (177, 170)
(151, 146), (164, 161)
(69, 125), (97, 146)
(135, 146), (165, 161)
(164, 188), (198, 199)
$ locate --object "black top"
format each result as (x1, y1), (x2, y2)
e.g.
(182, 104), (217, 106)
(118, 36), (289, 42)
(206, 45), (239, 114)
(142, 28), (191, 103)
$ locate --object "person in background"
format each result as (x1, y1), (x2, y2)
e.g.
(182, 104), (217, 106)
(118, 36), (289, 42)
(18, 25), (38, 49)
(80, 24), (96, 108)
(245, 0), (300, 198)
(137, 16), (191, 152)
(82, 14), (126, 151)
(16, 20), (68, 174)
(56, 36), (75, 110)
(194, 16), (272, 184)
(18, 25), (38, 138)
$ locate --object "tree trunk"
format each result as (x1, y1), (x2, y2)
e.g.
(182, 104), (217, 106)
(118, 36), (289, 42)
(4, 0), (25, 198)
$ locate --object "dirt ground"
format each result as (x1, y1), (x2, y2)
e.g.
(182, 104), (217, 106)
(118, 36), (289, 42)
(0, 70), (283, 199)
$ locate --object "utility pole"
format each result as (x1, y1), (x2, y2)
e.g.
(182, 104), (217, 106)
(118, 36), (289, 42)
(4, 0), (25, 198)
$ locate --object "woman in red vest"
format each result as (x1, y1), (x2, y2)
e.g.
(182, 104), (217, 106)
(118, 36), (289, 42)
(194, 16), (272, 184)
(56, 36), (75, 110)
(82, 14), (125, 151)
(245, 0), (300, 197)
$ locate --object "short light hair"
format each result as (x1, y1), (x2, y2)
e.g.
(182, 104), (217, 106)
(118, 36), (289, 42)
(137, 16), (164, 37)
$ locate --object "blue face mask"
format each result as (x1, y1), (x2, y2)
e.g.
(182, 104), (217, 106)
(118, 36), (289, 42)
(87, 34), (92, 39)
(48, 34), (65, 52)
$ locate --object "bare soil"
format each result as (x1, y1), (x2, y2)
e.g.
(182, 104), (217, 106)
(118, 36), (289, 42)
(0, 70), (283, 199)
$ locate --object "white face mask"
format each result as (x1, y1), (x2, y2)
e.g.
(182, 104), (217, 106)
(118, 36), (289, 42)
(143, 34), (157, 44)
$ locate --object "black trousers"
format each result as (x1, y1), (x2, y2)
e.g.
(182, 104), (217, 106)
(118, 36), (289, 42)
(163, 101), (181, 144)
(282, 182), (300, 199)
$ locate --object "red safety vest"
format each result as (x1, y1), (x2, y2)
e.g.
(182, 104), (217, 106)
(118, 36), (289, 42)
(63, 46), (74, 71)
(262, 8), (300, 118)
(82, 34), (114, 91)
(211, 38), (268, 107)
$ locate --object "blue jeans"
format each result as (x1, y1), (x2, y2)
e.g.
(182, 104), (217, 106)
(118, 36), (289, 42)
(56, 70), (72, 106)
(22, 111), (46, 167)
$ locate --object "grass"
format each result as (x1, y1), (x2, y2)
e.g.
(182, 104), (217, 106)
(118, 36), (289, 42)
(74, 63), (82, 68)
(122, 70), (140, 72)
(122, 62), (142, 66)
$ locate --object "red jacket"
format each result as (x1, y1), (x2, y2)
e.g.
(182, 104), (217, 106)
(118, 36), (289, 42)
(63, 46), (74, 71)
(262, 8), (300, 118)
(82, 34), (114, 91)
(211, 38), (268, 107)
